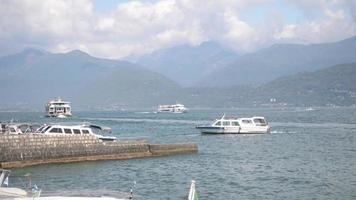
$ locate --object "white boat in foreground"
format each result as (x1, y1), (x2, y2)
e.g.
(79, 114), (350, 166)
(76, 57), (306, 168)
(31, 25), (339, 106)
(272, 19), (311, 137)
(158, 104), (187, 113)
(196, 115), (270, 134)
(45, 98), (72, 118)
(1, 169), (129, 200)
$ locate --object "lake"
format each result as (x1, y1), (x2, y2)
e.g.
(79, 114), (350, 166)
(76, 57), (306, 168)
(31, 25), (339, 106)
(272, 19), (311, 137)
(1, 107), (355, 199)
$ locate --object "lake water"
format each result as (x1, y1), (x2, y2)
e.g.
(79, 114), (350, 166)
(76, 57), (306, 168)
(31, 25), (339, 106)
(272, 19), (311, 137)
(1, 107), (355, 199)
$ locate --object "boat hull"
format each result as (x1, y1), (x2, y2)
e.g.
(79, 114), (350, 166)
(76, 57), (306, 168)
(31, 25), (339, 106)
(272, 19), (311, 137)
(196, 126), (227, 134)
(196, 126), (270, 134)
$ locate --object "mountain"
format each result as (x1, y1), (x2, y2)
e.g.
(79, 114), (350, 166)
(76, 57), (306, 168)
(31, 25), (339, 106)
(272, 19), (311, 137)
(180, 63), (356, 107)
(132, 41), (238, 86)
(1, 48), (355, 111)
(251, 62), (356, 106)
(79, 66), (182, 109)
(199, 36), (356, 87)
(0, 49), (181, 110)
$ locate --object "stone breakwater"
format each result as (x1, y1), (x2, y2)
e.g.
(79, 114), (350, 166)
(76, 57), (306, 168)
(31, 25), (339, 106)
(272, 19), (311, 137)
(0, 134), (198, 168)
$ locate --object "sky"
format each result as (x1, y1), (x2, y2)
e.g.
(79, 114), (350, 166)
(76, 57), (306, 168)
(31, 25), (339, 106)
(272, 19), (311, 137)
(0, 0), (355, 59)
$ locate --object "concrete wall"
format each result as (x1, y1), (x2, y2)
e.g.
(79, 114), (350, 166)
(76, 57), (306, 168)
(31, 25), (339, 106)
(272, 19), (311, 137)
(0, 135), (198, 168)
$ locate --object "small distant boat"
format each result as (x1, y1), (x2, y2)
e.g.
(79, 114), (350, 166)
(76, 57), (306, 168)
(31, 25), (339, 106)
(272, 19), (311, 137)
(158, 104), (187, 113)
(196, 114), (270, 134)
(45, 98), (72, 118)
(305, 107), (314, 111)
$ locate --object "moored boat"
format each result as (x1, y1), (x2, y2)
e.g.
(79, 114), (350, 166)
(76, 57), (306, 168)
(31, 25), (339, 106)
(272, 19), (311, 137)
(36, 124), (117, 141)
(0, 122), (117, 141)
(196, 114), (270, 134)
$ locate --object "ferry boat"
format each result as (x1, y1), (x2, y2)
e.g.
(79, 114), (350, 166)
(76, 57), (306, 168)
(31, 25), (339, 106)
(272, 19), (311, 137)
(45, 98), (72, 118)
(196, 115), (270, 134)
(36, 124), (117, 141)
(158, 104), (187, 113)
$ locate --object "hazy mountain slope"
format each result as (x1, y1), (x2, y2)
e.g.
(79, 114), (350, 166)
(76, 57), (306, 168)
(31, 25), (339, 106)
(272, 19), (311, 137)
(179, 63), (356, 107)
(80, 66), (182, 109)
(251, 62), (356, 106)
(1, 48), (355, 111)
(134, 41), (238, 86)
(0, 49), (181, 110)
(199, 36), (356, 87)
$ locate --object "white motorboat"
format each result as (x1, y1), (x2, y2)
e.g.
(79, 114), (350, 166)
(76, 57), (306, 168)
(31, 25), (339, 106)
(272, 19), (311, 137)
(196, 115), (270, 134)
(0, 169), (28, 198)
(45, 98), (72, 118)
(158, 104), (187, 113)
(36, 124), (117, 141)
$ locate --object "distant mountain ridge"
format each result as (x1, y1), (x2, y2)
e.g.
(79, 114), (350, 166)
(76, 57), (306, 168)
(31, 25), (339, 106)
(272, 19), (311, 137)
(133, 41), (239, 86)
(198, 36), (356, 87)
(182, 62), (356, 107)
(1, 43), (355, 111)
(0, 49), (180, 110)
(252, 62), (356, 106)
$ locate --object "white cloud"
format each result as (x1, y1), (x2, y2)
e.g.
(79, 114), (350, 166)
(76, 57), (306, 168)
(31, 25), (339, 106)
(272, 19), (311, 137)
(0, 0), (355, 58)
(276, 8), (356, 44)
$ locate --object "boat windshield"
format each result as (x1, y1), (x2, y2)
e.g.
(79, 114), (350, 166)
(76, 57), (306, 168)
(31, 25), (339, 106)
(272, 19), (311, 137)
(41, 126), (52, 133)
(214, 121), (221, 126)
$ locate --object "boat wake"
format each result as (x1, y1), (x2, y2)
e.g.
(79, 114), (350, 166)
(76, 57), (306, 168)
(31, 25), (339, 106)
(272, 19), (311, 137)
(134, 111), (151, 114)
(270, 130), (297, 134)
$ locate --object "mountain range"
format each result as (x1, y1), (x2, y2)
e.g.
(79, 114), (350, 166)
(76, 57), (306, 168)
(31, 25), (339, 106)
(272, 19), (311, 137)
(133, 36), (356, 87)
(199, 36), (356, 87)
(0, 36), (355, 110)
(132, 41), (238, 87)
(0, 48), (180, 110)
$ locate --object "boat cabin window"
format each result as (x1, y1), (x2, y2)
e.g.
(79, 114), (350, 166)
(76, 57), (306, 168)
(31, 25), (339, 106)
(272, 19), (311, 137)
(242, 119), (252, 124)
(64, 128), (72, 134)
(49, 128), (63, 133)
(215, 121), (221, 126)
(10, 127), (16, 133)
(253, 118), (267, 125)
(82, 129), (89, 134)
(223, 121), (230, 126)
(73, 129), (81, 134)
(231, 121), (240, 126)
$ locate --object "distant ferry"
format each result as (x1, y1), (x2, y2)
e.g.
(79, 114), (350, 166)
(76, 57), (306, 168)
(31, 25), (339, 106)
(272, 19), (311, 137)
(158, 104), (187, 113)
(45, 98), (72, 118)
(196, 114), (270, 134)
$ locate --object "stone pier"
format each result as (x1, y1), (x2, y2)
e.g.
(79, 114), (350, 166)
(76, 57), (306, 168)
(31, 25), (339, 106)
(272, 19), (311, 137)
(0, 134), (198, 168)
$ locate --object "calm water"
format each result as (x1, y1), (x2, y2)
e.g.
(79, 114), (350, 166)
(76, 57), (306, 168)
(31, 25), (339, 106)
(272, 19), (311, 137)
(1, 107), (355, 199)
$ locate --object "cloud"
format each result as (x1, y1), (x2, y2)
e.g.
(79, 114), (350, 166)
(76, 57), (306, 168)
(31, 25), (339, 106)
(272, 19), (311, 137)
(0, 0), (355, 58)
(276, 1), (356, 44)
